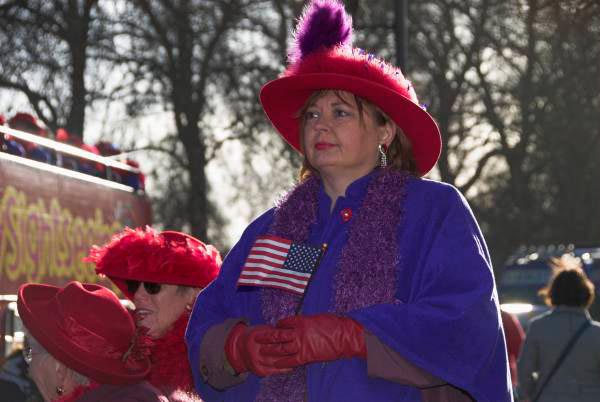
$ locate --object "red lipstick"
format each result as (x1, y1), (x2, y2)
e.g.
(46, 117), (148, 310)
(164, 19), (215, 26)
(315, 142), (334, 150)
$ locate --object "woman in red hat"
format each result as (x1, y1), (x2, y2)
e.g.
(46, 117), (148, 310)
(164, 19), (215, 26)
(185, 1), (511, 402)
(16, 281), (167, 401)
(8, 112), (54, 163)
(86, 227), (221, 402)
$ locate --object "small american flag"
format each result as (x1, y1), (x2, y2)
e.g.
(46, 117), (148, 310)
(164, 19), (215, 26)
(237, 235), (323, 295)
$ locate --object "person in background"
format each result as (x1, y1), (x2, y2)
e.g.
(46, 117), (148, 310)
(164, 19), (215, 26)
(0, 113), (26, 156)
(17, 281), (168, 401)
(55, 128), (103, 176)
(86, 227), (221, 401)
(8, 112), (53, 163)
(95, 140), (144, 190)
(0, 349), (43, 402)
(501, 310), (525, 393)
(122, 159), (146, 191)
(185, 1), (511, 401)
(517, 256), (600, 402)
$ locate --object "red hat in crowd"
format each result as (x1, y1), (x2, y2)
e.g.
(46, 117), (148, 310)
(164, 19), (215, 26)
(17, 282), (151, 385)
(0, 114), (5, 125)
(8, 112), (47, 136)
(56, 128), (70, 142)
(86, 226), (222, 299)
(259, 0), (441, 176)
(96, 141), (121, 157)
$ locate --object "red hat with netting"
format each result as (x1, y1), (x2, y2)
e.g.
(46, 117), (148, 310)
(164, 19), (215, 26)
(260, 0), (441, 175)
(85, 226), (222, 299)
(17, 282), (152, 385)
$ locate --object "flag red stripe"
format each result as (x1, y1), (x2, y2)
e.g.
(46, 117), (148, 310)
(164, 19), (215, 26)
(247, 250), (287, 261)
(251, 243), (290, 254)
(240, 266), (310, 282)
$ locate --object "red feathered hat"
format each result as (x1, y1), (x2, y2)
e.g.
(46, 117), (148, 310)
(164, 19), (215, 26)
(260, 0), (441, 176)
(86, 226), (222, 299)
(17, 282), (151, 385)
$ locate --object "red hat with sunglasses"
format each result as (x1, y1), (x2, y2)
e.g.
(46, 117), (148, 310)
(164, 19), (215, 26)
(17, 282), (151, 385)
(85, 226), (222, 299)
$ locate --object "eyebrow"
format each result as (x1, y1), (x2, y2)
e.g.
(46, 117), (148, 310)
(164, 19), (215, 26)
(309, 100), (353, 108)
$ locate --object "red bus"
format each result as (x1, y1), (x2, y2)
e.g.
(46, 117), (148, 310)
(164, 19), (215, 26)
(0, 125), (151, 356)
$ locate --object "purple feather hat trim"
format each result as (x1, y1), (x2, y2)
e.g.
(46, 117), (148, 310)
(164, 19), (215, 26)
(289, 0), (353, 64)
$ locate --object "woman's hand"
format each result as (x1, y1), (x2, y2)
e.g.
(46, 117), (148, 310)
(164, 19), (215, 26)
(225, 323), (293, 377)
(257, 314), (366, 369)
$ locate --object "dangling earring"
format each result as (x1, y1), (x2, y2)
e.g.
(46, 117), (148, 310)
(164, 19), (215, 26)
(378, 144), (388, 168)
(185, 304), (192, 311)
(56, 386), (64, 395)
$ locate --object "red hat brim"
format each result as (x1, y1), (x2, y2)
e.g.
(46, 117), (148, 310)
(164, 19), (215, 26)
(17, 283), (150, 385)
(260, 73), (441, 176)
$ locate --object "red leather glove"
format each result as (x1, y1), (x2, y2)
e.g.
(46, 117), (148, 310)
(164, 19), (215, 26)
(224, 323), (292, 377)
(257, 314), (367, 369)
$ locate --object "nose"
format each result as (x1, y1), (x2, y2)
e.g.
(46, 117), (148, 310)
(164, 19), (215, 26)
(133, 285), (149, 304)
(313, 115), (332, 134)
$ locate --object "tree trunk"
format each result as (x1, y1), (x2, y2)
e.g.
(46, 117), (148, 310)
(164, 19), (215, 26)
(183, 128), (209, 240)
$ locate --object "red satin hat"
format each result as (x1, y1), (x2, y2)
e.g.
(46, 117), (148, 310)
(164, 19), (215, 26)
(17, 282), (151, 385)
(259, 0), (441, 176)
(86, 226), (222, 299)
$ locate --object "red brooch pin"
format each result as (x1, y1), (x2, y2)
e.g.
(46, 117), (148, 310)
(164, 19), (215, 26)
(340, 208), (352, 222)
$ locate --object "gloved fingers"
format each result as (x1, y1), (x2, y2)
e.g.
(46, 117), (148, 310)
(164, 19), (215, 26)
(250, 363), (294, 377)
(260, 341), (299, 357)
(254, 328), (296, 344)
(275, 315), (304, 329)
(247, 356), (294, 377)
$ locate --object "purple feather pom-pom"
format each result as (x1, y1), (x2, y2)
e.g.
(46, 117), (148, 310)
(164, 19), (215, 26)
(289, 0), (352, 64)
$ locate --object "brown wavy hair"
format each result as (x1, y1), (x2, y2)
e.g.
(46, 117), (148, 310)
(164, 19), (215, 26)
(297, 90), (417, 181)
(538, 255), (595, 308)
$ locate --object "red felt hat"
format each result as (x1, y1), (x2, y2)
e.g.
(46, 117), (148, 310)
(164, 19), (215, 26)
(259, 0), (441, 176)
(17, 282), (151, 385)
(8, 112), (47, 136)
(86, 226), (222, 299)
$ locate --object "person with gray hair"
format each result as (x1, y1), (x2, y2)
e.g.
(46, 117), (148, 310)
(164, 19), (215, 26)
(17, 281), (169, 402)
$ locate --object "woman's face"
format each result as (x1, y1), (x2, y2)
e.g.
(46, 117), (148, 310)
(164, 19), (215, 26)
(133, 283), (194, 339)
(301, 90), (392, 179)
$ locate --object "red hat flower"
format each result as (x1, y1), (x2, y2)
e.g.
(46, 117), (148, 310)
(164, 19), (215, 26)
(17, 282), (151, 385)
(259, 0), (441, 175)
(85, 226), (222, 299)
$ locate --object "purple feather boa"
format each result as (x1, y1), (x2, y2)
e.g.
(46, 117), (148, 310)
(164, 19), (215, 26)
(289, 0), (352, 64)
(256, 169), (409, 402)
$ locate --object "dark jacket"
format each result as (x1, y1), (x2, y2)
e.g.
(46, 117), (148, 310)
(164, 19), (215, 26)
(72, 382), (169, 402)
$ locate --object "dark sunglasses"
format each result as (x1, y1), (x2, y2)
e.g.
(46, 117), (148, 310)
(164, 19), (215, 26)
(125, 280), (162, 295)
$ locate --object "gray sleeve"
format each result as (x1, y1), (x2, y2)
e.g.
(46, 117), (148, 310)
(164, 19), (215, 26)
(198, 318), (248, 390)
(365, 332), (474, 401)
(517, 326), (539, 399)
